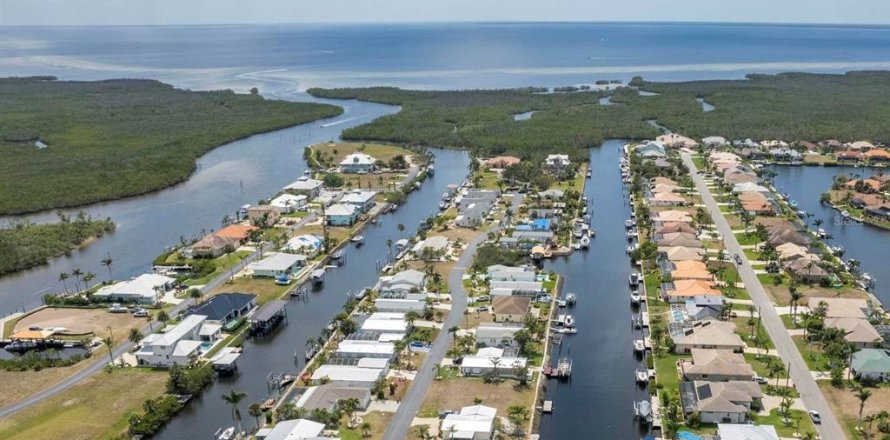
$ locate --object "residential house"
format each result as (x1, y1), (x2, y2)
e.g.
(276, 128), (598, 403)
(544, 154), (571, 170)
(256, 419), (325, 440)
(135, 315), (219, 367)
(93, 274), (176, 304)
(670, 260), (713, 281)
(657, 222), (698, 235)
(215, 224), (257, 243)
(658, 133), (698, 149)
(459, 347), (528, 379)
(250, 252), (306, 278)
(864, 148), (890, 162)
(662, 246), (706, 262)
(283, 234), (324, 256)
(741, 198), (774, 216)
(247, 205), (281, 227)
(648, 192), (687, 206)
(657, 232), (702, 248)
(650, 177), (678, 186)
(441, 405), (496, 440)
(310, 365), (384, 387)
(270, 193), (307, 213)
(474, 324), (523, 353)
(325, 203), (359, 226)
(685, 296), (725, 321)
(681, 381), (762, 424)
(724, 172), (759, 185)
(717, 424), (779, 440)
(769, 148), (802, 161)
(413, 235), (449, 259)
(731, 182), (770, 196)
(851, 349), (890, 382)
(540, 189), (565, 200)
(283, 176), (324, 199)
(702, 136), (729, 148)
(674, 321), (745, 353)
(635, 141), (667, 158)
(487, 265), (536, 282)
(835, 149), (864, 162)
(378, 270), (426, 294)
(188, 292), (256, 325)
(340, 190), (376, 213)
(680, 349), (755, 381)
(489, 280), (544, 297)
(295, 384), (372, 412)
(484, 156), (521, 169)
(336, 340), (396, 359)
(652, 210), (694, 224)
(374, 298), (426, 313)
(492, 296), (531, 323)
(665, 279), (721, 303)
(339, 152), (377, 173)
(188, 233), (239, 258)
(848, 141), (876, 150)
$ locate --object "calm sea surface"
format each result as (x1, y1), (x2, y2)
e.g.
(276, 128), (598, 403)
(1, 22), (889, 438)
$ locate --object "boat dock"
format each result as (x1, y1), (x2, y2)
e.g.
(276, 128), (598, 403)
(211, 347), (242, 375)
(248, 299), (288, 337)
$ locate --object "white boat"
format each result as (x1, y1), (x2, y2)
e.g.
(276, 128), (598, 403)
(565, 292), (576, 305)
(351, 235), (364, 245)
(633, 339), (645, 352)
(628, 273), (641, 287)
(556, 299), (567, 307)
(579, 235), (590, 249)
(564, 315), (575, 328)
(626, 245), (636, 254)
(571, 242), (581, 250)
(216, 427), (235, 440)
(630, 291), (642, 304)
(633, 400), (653, 423)
(816, 228), (827, 238)
(625, 219), (635, 229)
(635, 370), (650, 383)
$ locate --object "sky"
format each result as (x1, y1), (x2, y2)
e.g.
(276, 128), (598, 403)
(1, 0), (889, 26)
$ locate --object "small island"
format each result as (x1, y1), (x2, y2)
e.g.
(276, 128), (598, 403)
(0, 77), (343, 215)
(0, 212), (116, 275)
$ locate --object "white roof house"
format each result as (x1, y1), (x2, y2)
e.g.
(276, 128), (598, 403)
(250, 252), (307, 277)
(378, 270), (426, 293)
(368, 312), (407, 320)
(135, 314), (213, 367)
(325, 203), (358, 217)
(487, 265), (537, 282)
(732, 182), (771, 194)
(270, 194), (307, 213)
(284, 235), (324, 255)
(717, 423), (779, 440)
(93, 273), (176, 304)
(360, 317), (409, 334)
(441, 405), (496, 440)
(545, 154), (571, 166)
(258, 418), (326, 440)
(336, 340), (395, 359)
(283, 177), (323, 195)
(341, 190), (377, 206)
(340, 153), (376, 167)
(374, 298), (427, 313)
(311, 365), (384, 386)
(702, 136), (729, 148)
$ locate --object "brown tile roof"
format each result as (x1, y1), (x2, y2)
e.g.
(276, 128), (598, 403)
(492, 296), (531, 316)
(215, 224), (257, 241)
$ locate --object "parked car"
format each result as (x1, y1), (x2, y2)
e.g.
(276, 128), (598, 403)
(132, 308), (149, 318)
(809, 410), (822, 424)
(476, 306), (490, 312)
(475, 295), (491, 303)
(734, 254), (743, 265)
(753, 375), (768, 384)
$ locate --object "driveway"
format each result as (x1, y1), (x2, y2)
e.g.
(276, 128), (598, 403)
(682, 153), (845, 440)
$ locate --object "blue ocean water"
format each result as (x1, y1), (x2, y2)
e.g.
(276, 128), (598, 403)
(2, 22), (889, 91)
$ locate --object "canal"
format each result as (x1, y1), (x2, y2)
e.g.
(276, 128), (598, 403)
(767, 165), (890, 305)
(155, 147), (469, 439)
(538, 140), (650, 439)
(0, 95), (398, 316)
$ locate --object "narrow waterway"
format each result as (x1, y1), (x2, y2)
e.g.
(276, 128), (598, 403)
(154, 147), (469, 439)
(0, 96), (398, 316)
(695, 97), (715, 112)
(538, 140), (649, 439)
(767, 165), (890, 305)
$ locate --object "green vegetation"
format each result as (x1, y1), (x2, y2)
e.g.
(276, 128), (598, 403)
(0, 77), (343, 214)
(471, 244), (526, 271)
(1, 212), (115, 274)
(309, 72), (890, 159)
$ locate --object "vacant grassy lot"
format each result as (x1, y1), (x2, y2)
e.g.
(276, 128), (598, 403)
(0, 368), (167, 440)
(419, 377), (534, 418)
(819, 381), (890, 440)
(14, 307), (140, 340)
(310, 142), (419, 165)
(339, 411), (393, 440)
(0, 77), (342, 214)
(211, 276), (291, 304)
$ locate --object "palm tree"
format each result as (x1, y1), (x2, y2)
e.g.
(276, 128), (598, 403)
(83, 272), (96, 291)
(128, 328), (142, 345)
(157, 310), (170, 327)
(448, 325), (460, 342)
(248, 402), (263, 429)
(857, 387), (872, 429)
(103, 336), (115, 365)
(189, 288), (203, 306)
(789, 284), (802, 322)
(58, 272), (70, 294)
(415, 425), (430, 440)
(101, 254), (114, 280)
(405, 311), (419, 329)
(397, 223), (405, 238)
(385, 238), (393, 258)
(360, 421), (372, 438)
(221, 389), (248, 433)
(71, 268), (84, 292)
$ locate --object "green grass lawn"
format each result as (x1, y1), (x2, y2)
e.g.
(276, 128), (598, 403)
(654, 354), (687, 391)
(793, 336), (831, 371)
(691, 156), (706, 170)
(475, 170), (501, 190)
(734, 232), (761, 246)
(184, 250), (251, 286)
(733, 316), (775, 350)
(754, 408), (816, 438)
(743, 353), (784, 377)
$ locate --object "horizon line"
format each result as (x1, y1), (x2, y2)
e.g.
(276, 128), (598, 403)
(2, 19), (889, 28)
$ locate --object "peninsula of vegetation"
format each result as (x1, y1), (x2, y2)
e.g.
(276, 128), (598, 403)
(309, 71), (890, 159)
(0, 77), (343, 215)
(0, 212), (115, 275)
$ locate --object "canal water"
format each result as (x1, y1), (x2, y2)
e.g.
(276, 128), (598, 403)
(538, 140), (650, 439)
(0, 95), (399, 316)
(154, 147), (469, 439)
(767, 165), (890, 305)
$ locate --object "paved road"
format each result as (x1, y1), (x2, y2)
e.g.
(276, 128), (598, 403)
(0, 213), (318, 419)
(382, 204), (509, 440)
(682, 153), (844, 440)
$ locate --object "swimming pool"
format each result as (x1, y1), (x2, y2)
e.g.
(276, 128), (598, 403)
(677, 431), (701, 440)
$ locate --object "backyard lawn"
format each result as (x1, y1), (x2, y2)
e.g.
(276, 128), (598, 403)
(754, 408), (816, 438)
(654, 354), (687, 391)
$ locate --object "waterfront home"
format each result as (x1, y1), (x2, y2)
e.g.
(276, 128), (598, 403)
(250, 252), (306, 278)
(283, 176), (324, 198)
(475, 324), (523, 353)
(658, 133), (698, 149)
(311, 364), (384, 387)
(824, 317), (882, 349)
(782, 257), (829, 282)
(460, 347), (528, 379)
(441, 405), (496, 440)
(680, 349), (755, 381)
(498, 230), (554, 250)
(378, 269), (426, 294)
(657, 222), (698, 235)
(732, 138), (759, 149)
(339, 152), (377, 173)
(775, 243), (810, 261)
(769, 148), (802, 161)
(635, 141), (667, 158)
(665, 279), (721, 303)
(295, 384), (372, 412)
(188, 233), (240, 258)
(93, 273), (176, 304)
(283, 234), (324, 256)
(864, 148), (890, 162)
(702, 136), (729, 148)
(685, 296), (725, 321)
(255, 418), (325, 440)
(188, 292), (256, 325)
(717, 424), (779, 440)
(741, 198), (775, 216)
(361, 312), (410, 333)
(314, 189), (343, 207)
(851, 349), (890, 382)
(681, 380), (762, 424)
(456, 189), (500, 228)
(851, 193), (884, 209)
(650, 183), (681, 194)
(661, 246), (706, 262)
(484, 155), (521, 169)
(669, 260), (713, 281)
(540, 188), (565, 200)
(336, 340), (396, 359)
(674, 320), (745, 354)
(270, 193), (307, 213)
(215, 224), (257, 242)
(340, 190), (376, 213)
(835, 149), (864, 162)
(731, 182), (770, 195)
(325, 203), (359, 226)
(247, 205), (281, 227)
(412, 235), (449, 259)
(650, 176), (678, 186)
(648, 191), (687, 206)
(492, 296), (531, 323)
(710, 151), (742, 164)
(761, 140), (789, 149)
(864, 204), (890, 220)
(845, 178), (883, 193)
(374, 298), (426, 313)
(135, 314), (219, 367)
(723, 172), (759, 185)
(487, 265), (536, 282)
(656, 232), (702, 248)
(652, 210), (694, 224)
(490, 279), (544, 297)
(544, 154), (571, 169)
(849, 140), (876, 150)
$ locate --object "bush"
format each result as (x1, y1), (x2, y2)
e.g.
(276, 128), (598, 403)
(128, 394), (184, 437)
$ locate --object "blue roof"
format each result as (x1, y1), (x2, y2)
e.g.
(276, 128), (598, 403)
(189, 292), (256, 322)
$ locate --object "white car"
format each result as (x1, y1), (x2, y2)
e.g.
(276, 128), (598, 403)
(809, 410), (822, 424)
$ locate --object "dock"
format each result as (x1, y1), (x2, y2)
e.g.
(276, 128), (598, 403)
(542, 400), (553, 413)
(249, 299), (288, 337)
(211, 347), (242, 375)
